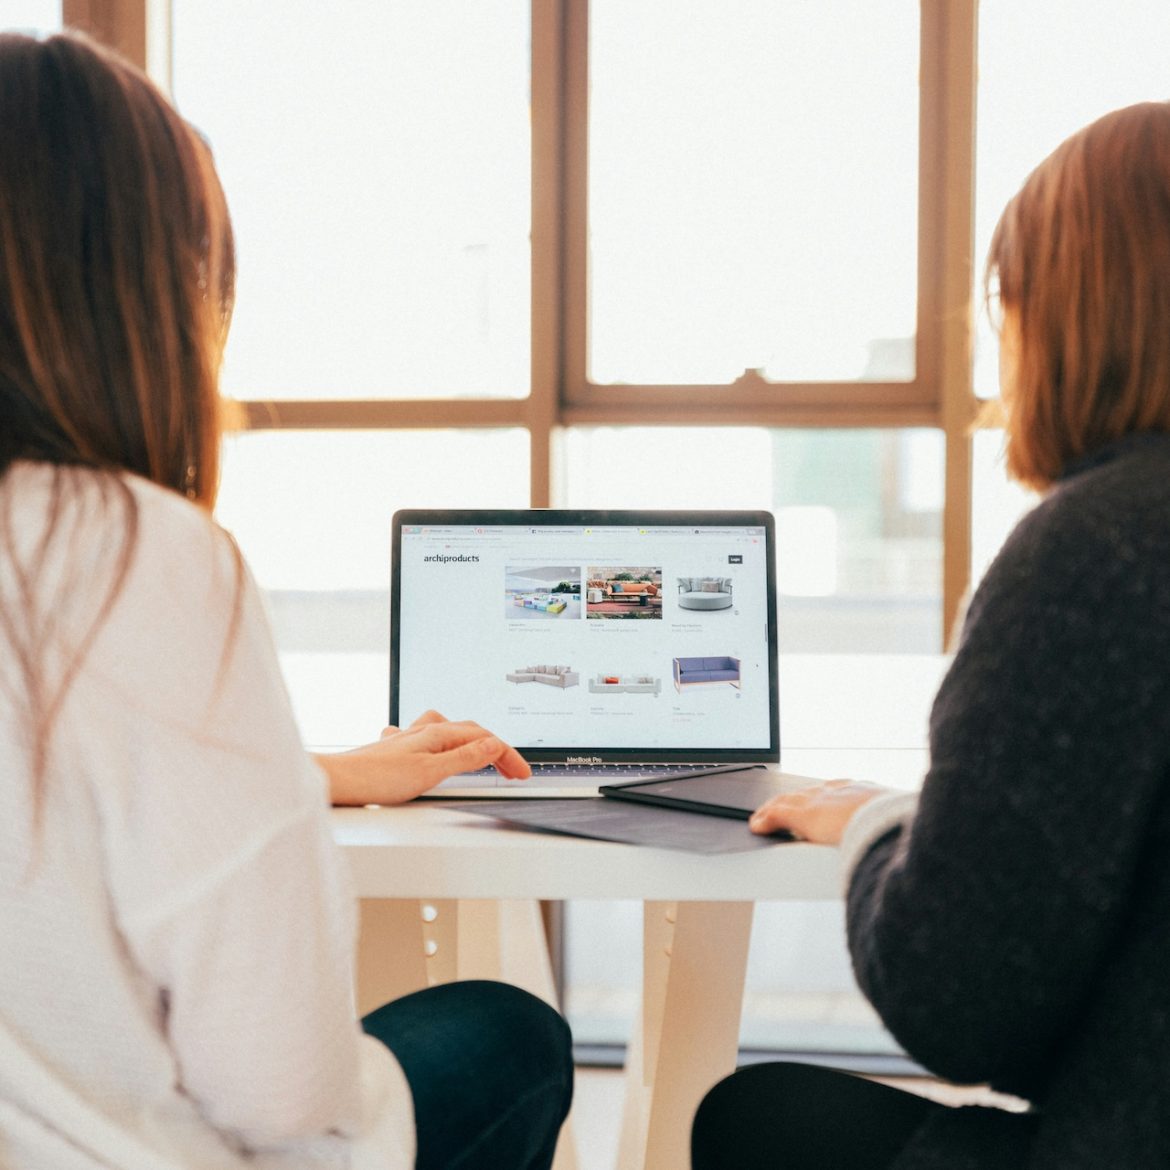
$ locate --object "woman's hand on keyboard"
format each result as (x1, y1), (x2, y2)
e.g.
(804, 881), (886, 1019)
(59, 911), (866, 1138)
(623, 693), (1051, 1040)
(315, 710), (531, 806)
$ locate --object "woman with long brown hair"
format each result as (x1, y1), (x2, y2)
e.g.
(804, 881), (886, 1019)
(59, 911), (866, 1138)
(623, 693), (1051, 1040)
(0, 30), (569, 1170)
(693, 100), (1170, 1169)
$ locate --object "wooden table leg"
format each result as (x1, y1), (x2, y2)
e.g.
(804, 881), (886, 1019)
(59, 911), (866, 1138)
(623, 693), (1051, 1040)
(615, 902), (671, 1169)
(357, 899), (578, 1169)
(355, 898), (429, 1015)
(618, 901), (754, 1170)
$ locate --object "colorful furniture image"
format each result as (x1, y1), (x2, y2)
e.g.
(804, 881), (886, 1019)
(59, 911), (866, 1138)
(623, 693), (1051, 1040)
(588, 674), (662, 695)
(672, 655), (741, 691)
(505, 664), (580, 688)
(512, 594), (568, 614)
(505, 566), (580, 620)
(677, 577), (733, 611)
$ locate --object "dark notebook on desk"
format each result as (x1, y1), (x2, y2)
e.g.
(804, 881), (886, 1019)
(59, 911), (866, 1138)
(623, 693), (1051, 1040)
(453, 765), (804, 853)
(600, 768), (794, 822)
(391, 508), (780, 798)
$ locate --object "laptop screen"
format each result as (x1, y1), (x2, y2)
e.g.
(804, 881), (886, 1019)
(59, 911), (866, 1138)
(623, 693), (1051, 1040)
(391, 510), (779, 764)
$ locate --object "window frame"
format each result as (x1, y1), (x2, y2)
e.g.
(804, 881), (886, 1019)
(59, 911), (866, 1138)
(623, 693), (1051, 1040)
(63, 0), (979, 646)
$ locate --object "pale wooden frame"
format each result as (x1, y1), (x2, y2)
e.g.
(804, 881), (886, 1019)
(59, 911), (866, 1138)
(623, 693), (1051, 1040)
(560, 1), (934, 420)
(59, 0), (980, 646)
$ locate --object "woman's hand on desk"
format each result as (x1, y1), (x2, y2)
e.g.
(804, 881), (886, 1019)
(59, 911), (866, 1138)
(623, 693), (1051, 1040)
(314, 710), (531, 806)
(749, 779), (889, 845)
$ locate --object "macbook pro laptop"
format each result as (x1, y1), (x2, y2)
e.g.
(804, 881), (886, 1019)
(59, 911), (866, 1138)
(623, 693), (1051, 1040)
(391, 509), (779, 798)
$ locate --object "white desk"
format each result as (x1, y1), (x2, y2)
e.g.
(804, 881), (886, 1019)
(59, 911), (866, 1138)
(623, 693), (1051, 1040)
(334, 748), (926, 1170)
(337, 787), (848, 903)
(335, 803), (824, 1170)
(301, 655), (944, 1170)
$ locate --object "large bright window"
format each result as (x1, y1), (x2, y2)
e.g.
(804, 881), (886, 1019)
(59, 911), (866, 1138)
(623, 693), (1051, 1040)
(172, 0), (532, 400)
(972, 0), (1170, 398)
(3, 2), (59, 32)
(163, 3), (956, 1071)
(587, 1), (919, 386)
(217, 428), (529, 651)
(561, 427), (942, 652)
(969, 0), (1170, 591)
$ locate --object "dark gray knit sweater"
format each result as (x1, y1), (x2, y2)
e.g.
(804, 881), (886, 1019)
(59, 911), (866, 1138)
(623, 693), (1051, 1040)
(847, 432), (1170, 1169)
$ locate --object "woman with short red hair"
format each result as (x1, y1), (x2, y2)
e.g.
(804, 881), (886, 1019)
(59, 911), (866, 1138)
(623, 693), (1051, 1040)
(696, 100), (1170, 1170)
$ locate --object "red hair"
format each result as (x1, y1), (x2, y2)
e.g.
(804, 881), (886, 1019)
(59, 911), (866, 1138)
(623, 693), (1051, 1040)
(986, 101), (1170, 490)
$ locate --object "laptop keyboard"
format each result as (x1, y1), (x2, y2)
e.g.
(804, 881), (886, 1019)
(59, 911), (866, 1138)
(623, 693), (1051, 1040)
(466, 762), (726, 779)
(423, 760), (766, 796)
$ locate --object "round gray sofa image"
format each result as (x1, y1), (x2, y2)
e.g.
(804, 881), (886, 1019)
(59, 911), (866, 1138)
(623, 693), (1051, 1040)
(676, 576), (733, 611)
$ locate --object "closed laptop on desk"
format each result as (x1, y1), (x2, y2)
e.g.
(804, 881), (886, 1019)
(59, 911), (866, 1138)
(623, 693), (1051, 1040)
(391, 509), (779, 797)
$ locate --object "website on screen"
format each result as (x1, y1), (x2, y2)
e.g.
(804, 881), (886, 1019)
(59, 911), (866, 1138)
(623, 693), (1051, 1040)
(396, 522), (773, 751)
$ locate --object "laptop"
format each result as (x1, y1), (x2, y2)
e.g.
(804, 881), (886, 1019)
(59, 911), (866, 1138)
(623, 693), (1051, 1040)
(391, 509), (780, 798)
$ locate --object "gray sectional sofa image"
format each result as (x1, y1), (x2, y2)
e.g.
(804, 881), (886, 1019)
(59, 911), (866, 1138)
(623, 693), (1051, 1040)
(505, 664), (579, 688)
(672, 655), (741, 692)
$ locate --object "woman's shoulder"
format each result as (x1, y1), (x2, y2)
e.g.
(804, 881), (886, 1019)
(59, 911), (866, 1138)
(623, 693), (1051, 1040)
(6, 459), (232, 569)
(5, 461), (254, 707)
(1006, 433), (1170, 560)
(1054, 431), (1170, 505)
(971, 434), (1170, 638)
(119, 466), (241, 592)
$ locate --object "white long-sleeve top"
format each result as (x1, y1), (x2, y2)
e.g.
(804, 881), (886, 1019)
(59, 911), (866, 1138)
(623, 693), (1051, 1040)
(0, 463), (414, 1169)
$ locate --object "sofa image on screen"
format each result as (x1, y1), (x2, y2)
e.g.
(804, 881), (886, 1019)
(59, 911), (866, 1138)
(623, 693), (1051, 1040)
(505, 664), (579, 688)
(677, 577), (733, 611)
(588, 673), (661, 695)
(512, 594), (568, 614)
(585, 571), (663, 615)
(673, 656), (741, 692)
(605, 581), (657, 601)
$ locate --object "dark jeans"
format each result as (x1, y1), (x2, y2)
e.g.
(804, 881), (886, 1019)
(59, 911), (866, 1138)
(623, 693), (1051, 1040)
(362, 980), (573, 1170)
(692, 1062), (943, 1170)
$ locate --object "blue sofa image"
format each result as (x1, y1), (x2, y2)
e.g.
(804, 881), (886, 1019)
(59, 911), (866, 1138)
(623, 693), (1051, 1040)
(673, 655), (741, 692)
